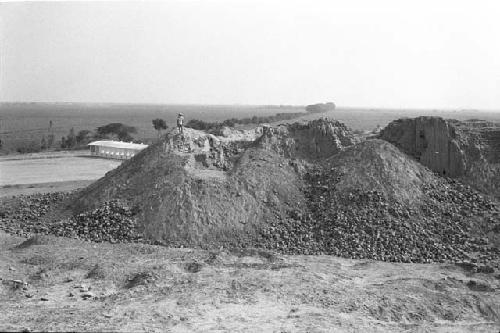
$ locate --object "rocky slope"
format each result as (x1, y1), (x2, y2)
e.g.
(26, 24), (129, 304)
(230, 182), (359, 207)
(379, 116), (500, 198)
(257, 140), (500, 266)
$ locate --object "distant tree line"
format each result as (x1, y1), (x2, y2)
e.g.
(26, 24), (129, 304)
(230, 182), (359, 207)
(1, 120), (151, 155)
(4, 122), (141, 153)
(185, 102), (336, 132)
(185, 112), (307, 132)
(305, 102), (336, 113)
(60, 123), (139, 149)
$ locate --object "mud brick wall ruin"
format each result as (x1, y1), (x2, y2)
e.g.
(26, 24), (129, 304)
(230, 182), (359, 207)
(380, 116), (500, 197)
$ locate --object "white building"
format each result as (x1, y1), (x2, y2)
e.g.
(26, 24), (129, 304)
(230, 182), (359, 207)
(88, 140), (148, 160)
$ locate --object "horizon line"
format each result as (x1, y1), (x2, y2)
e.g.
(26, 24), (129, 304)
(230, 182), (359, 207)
(1, 101), (499, 112)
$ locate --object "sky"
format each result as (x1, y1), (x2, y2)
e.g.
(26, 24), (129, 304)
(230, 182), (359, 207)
(1, 0), (500, 109)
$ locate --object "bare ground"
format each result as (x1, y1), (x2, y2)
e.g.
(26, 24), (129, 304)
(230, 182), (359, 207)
(1, 231), (499, 332)
(0, 151), (121, 187)
(0, 180), (94, 198)
(0, 150), (121, 197)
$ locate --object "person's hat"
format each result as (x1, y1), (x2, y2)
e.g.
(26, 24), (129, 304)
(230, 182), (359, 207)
(178, 113), (184, 116)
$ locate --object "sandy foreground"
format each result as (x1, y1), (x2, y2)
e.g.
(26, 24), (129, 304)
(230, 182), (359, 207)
(1, 231), (499, 333)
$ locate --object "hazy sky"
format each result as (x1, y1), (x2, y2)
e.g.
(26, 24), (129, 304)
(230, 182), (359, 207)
(1, 0), (500, 109)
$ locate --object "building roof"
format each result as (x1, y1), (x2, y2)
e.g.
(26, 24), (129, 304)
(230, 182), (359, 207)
(88, 140), (148, 150)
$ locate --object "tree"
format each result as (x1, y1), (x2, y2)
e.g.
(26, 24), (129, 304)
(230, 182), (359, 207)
(66, 128), (77, 148)
(152, 118), (167, 139)
(76, 129), (92, 145)
(96, 123), (137, 142)
(41, 136), (47, 150)
(47, 134), (55, 148)
(61, 128), (77, 149)
(305, 102), (336, 113)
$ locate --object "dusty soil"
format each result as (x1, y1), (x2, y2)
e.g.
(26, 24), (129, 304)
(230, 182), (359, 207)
(0, 150), (90, 161)
(0, 150), (121, 197)
(1, 230), (499, 332)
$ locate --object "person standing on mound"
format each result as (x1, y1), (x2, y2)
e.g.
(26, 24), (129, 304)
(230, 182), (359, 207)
(177, 113), (184, 134)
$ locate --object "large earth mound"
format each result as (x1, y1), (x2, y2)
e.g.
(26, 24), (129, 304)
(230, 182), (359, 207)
(1, 118), (499, 269)
(70, 141), (302, 249)
(65, 119), (357, 248)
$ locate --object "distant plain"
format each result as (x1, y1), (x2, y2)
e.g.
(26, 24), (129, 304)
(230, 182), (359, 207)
(1, 103), (500, 153)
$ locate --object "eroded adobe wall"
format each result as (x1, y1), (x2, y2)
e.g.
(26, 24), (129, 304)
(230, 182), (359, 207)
(380, 116), (500, 198)
(380, 117), (466, 177)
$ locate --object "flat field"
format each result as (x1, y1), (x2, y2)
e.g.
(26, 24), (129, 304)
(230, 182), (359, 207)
(0, 151), (121, 196)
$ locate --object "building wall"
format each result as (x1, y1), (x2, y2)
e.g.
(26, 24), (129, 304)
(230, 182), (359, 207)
(89, 145), (142, 159)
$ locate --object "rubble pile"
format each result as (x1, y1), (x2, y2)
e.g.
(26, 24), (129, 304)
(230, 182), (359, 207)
(49, 200), (142, 243)
(258, 141), (500, 267)
(0, 192), (69, 237)
(259, 171), (499, 266)
(307, 168), (498, 264)
(0, 195), (142, 243)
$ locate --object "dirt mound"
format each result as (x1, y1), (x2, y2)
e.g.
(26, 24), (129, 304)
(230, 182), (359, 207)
(49, 200), (141, 243)
(324, 139), (435, 203)
(69, 132), (307, 248)
(2, 120), (499, 268)
(257, 139), (500, 265)
(380, 116), (500, 198)
(66, 120), (355, 248)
